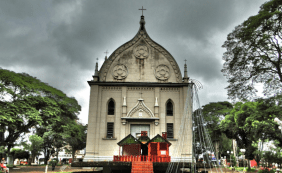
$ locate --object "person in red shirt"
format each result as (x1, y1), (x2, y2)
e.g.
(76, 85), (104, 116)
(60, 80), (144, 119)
(0, 163), (8, 173)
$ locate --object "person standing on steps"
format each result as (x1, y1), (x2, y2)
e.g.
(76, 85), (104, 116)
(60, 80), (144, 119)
(52, 160), (56, 171)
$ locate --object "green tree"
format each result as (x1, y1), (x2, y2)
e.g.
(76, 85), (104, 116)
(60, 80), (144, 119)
(10, 148), (29, 163)
(201, 101), (233, 160)
(202, 101), (233, 140)
(36, 114), (81, 164)
(262, 140), (282, 168)
(52, 133), (65, 161)
(252, 140), (264, 167)
(0, 69), (81, 159)
(220, 99), (282, 168)
(264, 151), (277, 167)
(221, 0), (282, 100)
(218, 134), (233, 160)
(276, 151), (282, 168)
(63, 121), (87, 160)
(37, 128), (63, 164)
(22, 135), (44, 163)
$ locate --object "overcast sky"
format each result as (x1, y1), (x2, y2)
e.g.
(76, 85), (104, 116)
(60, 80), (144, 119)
(0, 0), (267, 125)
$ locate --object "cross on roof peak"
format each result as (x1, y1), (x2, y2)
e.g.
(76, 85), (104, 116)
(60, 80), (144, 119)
(104, 50), (109, 56)
(139, 6), (146, 16)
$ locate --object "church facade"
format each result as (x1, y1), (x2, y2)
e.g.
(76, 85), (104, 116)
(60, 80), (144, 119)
(84, 15), (193, 162)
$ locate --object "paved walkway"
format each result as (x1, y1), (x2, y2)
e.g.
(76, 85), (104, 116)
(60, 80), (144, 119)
(8, 165), (95, 173)
(7, 165), (259, 173)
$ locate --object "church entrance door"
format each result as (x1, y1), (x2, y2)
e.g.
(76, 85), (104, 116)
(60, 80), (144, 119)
(130, 124), (150, 138)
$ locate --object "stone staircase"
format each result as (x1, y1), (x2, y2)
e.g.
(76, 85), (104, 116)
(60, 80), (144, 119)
(131, 161), (154, 173)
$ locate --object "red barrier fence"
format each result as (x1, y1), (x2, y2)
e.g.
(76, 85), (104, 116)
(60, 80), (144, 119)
(113, 155), (170, 162)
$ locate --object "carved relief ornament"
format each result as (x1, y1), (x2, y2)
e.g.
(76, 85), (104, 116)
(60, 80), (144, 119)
(112, 64), (128, 80)
(133, 44), (149, 59)
(155, 64), (170, 81)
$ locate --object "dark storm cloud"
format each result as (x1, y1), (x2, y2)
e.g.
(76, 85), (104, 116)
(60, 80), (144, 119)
(50, 1), (141, 69)
(0, 1), (49, 19)
(0, 0), (268, 123)
(0, 0), (55, 68)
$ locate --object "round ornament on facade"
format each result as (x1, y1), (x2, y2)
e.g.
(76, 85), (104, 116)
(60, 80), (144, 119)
(112, 64), (128, 80)
(134, 44), (149, 59)
(155, 64), (170, 81)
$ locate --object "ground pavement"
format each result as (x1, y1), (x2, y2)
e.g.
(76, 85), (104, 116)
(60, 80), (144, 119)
(8, 165), (96, 173)
(8, 166), (257, 173)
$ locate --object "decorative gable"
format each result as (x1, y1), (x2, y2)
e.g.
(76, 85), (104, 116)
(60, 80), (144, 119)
(127, 98), (154, 117)
(117, 134), (142, 146)
(98, 15), (183, 83)
(146, 134), (171, 146)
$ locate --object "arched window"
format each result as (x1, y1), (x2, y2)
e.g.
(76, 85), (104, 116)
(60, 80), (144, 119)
(166, 100), (173, 116)
(108, 99), (115, 115)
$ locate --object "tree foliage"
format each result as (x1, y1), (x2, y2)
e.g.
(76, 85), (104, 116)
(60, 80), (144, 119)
(0, 69), (81, 153)
(22, 135), (44, 163)
(252, 140), (264, 167)
(220, 97), (282, 167)
(38, 129), (56, 165)
(202, 101), (233, 140)
(35, 118), (79, 164)
(10, 148), (29, 162)
(194, 101), (233, 161)
(63, 121), (87, 160)
(222, 0), (282, 100)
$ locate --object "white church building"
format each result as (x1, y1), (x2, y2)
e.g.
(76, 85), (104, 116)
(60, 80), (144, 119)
(84, 14), (193, 162)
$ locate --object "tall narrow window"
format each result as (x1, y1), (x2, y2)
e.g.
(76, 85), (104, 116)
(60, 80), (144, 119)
(167, 123), (174, 138)
(166, 100), (173, 116)
(108, 99), (115, 115)
(107, 122), (114, 138)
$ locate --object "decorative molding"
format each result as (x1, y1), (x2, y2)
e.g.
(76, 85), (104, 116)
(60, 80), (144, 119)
(102, 138), (117, 140)
(88, 81), (191, 87)
(123, 96), (126, 106)
(155, 64), (170, 81)
(112, 64), (128, 80)
(127, 87), (154, 91)
(160, 87), (180, 92)
(122, 119), (127, 125)
(121, 117), (159, 120)
(155, 97), (159, 107)
(155, 119), (159, 126)
(127, 98), (154, 117)
(143, 35), (182, 83)
(102, 87), (122, 90)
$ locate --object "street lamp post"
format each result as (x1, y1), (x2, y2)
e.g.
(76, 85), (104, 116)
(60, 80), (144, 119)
(227, 151), (230, 167)
(231, 151), (233, 168)
(274, 118), (282, 133)
(240, 149), (246, 169)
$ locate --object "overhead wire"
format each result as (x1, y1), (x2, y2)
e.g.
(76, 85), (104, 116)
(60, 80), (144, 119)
(166, 84), (192, 173)
(193, 81), (223, 173)
(166, 80), (223, 173)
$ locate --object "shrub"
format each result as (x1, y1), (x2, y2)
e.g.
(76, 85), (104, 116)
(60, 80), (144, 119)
(258, 167), (275, 173)
(235, 167), (244, 171)
(6, 164), (13, 168)
(247, 168), (256, 172)
(49, 159), (57, 165)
